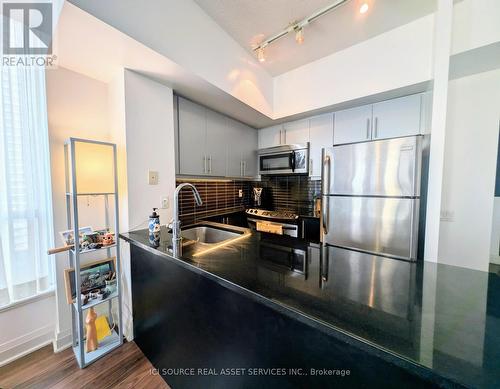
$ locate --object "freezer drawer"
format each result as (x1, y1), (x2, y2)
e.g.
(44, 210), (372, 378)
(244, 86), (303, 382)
(320, 246), (415, 319)
(322, 196), (419, 260)
(322, 136), (422, 197)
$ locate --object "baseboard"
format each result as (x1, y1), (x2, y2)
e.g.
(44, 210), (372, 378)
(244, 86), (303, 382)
(490, 256), (500, 265)
(0, 324), (54, 367)
(53, 328), (72, 353)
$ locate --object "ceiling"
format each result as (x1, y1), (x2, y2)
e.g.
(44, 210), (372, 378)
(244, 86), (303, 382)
(194, 0), (437, 76)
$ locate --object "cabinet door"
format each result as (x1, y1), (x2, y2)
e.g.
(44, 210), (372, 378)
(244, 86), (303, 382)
(372, 94), (422, 140)
(241, 125), (258, 177)
(226, 118), (244, 177)
(258, 125), (282, 148)
(309, 113), (333, 178)
(283, 119), (309, 144)
(178, 97), (206, 175)
(333, 105), (372, 145)
(205, 110), (227, 176)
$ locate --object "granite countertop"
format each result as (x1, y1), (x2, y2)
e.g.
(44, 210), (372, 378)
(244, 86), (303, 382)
(121, 224), (500, 388)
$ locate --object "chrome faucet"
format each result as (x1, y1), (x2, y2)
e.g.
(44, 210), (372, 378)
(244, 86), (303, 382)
(171, 183), (203, 245)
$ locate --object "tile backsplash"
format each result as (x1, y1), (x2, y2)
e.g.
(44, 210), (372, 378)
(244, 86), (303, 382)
(176, 176), (321, 225)
(258, 176), (321, 216)
(176, 179), (250, 225)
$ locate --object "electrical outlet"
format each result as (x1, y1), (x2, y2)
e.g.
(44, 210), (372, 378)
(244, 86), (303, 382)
(238, 189), (243, 198)
(148, 170), (158, 185)
(161, 196), (169, 209)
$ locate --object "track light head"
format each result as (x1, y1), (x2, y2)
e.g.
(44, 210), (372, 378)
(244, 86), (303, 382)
(295, 28), (304, 44)
(257, 47), (265, 62)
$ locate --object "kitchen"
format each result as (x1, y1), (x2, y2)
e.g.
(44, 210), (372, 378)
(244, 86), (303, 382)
(121, 91), (487, 388)
(174, 91), (429, 251)
(1, 1), (499, 389)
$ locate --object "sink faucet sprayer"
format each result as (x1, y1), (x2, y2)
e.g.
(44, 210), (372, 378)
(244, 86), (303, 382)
(171, 183), (203, 245)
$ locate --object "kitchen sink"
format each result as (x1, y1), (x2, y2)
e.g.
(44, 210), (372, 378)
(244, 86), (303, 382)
(181, 223), (247, 245)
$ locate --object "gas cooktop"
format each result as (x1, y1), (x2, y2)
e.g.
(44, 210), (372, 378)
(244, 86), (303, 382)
(245, 208), (299, 221)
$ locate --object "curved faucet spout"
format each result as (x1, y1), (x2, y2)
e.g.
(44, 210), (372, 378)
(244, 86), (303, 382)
(172, 183), (203, 245)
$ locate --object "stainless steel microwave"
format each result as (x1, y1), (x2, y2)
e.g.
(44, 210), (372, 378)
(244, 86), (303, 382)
(258, 143), (309, 175)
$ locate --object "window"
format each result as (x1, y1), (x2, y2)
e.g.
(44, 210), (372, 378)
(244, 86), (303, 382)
(0, 63), (54, 308)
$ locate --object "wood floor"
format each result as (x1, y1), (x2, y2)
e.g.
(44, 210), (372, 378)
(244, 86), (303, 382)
(0, 341), (169, 389)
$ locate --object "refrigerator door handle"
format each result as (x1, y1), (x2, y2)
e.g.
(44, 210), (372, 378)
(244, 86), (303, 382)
(322, 154), (331, 234)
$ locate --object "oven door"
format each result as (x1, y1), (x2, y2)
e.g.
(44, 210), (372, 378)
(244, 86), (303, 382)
(259, 241), (307, 274)
(258, 148), (309, 175)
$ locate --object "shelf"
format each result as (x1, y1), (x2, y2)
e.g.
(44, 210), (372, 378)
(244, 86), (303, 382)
(73, 331), (121, 368)
(66, 192), (116, 196)
(70, 243), (117, 254)
(72, 290), (118, 311)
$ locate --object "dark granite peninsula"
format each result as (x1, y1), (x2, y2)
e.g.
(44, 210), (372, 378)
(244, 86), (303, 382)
(121, 223), (500, 388)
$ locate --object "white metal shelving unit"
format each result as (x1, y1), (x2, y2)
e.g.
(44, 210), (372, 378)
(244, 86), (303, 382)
(64, 138), (123, 368)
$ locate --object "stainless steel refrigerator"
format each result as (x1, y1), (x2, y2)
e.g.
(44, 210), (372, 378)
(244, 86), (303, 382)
(321, 135), (429, 261)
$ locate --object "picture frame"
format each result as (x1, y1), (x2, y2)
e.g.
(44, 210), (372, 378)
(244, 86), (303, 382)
(63, 257), (116, 304)
(59, 226), (93, 246)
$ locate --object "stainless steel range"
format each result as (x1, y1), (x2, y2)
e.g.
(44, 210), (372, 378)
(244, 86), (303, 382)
(246, 208), (299, 237)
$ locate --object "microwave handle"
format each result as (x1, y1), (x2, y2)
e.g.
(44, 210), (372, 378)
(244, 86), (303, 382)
(290, 151), (296, 172)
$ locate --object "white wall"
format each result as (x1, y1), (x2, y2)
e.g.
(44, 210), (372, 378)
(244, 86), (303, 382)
(272, 15), (434, 118)
(46, 66), (112, 350)
(0, 294), (55, 366)
(67, 0), (273, 118)
(123, 70), (176, 229)
(107, 69), (177, 339)
(452, 0), (500, 55)
(438, 68), (500, 271)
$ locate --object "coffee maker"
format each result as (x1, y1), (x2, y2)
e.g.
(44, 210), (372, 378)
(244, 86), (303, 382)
(253, 187), (263, 207)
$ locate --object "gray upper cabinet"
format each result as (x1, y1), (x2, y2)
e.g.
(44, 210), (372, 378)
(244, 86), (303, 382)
(333, 105), (372, 145)
(258, 125), (283, 148)
(178, 97), (207, 175)
(283, 119), (309, 144)
(241, 125), (258, 177)
(309, 113), (333, 178)
(227, 118), (257, 178)
(177, 97), (258, 178)
(205, 109), (228, 176)
(226, 118), (243, 177)
(372, 94), (422, 140)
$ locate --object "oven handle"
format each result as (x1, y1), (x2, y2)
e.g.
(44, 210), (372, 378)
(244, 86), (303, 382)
(290, 151), (296, 172)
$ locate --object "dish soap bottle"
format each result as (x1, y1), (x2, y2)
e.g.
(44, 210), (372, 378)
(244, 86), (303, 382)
(149, 208), (160, 246)
(149, 208), (160, 232)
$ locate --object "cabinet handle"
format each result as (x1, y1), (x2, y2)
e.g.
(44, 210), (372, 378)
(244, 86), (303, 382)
(203, 156), (206, 174)
(243, 160), (246, 176)
(366, 118), (370, 139)
(240, 160), (243, 177)
(208, 156), (212, 174)
(283, 129), (286, 144)
(374, 117), (378, 138)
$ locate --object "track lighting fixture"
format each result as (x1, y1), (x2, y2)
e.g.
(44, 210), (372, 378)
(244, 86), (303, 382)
(253, 0), (350, 62)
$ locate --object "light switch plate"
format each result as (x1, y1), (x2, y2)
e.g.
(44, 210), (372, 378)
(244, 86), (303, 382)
(148, 170), (158, 185)
(238, 189), (243, 198)
(161, 196), (169, 209)
(440, 210), (455, 222)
